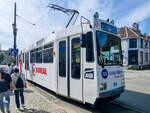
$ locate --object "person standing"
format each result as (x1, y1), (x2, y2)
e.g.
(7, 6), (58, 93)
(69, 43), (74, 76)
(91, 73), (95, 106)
(11, 63), (15, 74)
(0, 68), (13, 113)
(11, 67), (27, 111)
(5, 64), (13, 75)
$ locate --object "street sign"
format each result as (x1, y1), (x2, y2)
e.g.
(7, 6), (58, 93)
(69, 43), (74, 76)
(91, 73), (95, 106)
(9, 48), (19, 56)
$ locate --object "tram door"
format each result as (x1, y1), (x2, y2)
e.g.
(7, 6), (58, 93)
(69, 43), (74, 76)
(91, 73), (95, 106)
(69, 36), (83, 101)
(58, 38), (68, 96)
(57, 35), (83, 101)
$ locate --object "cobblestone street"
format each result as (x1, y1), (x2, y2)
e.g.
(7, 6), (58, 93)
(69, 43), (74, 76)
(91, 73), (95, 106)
(9, 84), (67, 113)
(1, 64), (150, 113)
(8, 82), (98, 113)
(8, 69), (150, 113)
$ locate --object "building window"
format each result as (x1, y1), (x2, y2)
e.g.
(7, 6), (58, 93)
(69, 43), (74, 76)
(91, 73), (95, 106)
(59, 41), (66, 77)
(145, 53), (148, 62)
(140, 51), (143, 64)
(129, 39), (137, 48)
(145, 40), (148, 49)
(149, 53), (150, 63)
(140, 39), (143, 48)
(128, 50), (138, 65)
(149, 42), (150, 49)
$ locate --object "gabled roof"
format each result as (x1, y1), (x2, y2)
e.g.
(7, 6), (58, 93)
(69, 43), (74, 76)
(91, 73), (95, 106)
(120, 27), (146, 39)
(148, 36), (150, 40)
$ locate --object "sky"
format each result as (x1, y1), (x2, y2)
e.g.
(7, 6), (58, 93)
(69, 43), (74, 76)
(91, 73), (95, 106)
(0, 0), (150, 50)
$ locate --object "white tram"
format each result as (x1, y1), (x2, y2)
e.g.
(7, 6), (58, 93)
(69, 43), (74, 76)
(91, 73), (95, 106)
(19, 12), (125, 105)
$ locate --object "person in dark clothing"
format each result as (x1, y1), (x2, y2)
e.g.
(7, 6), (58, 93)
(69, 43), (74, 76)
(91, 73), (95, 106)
(0, 68), (13, 113)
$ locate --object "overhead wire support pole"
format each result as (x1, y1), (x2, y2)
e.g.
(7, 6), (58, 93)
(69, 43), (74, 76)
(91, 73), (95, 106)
(48, 4), (79, 28)
(66, 11), (76, 28)
(12, 2), (17, 65)
(80, 16), (91, 33)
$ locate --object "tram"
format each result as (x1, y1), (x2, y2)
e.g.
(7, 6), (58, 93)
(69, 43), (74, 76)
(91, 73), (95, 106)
(19, 12), (125, 105)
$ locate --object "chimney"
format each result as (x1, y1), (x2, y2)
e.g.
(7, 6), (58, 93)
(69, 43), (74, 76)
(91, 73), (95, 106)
(144, 33), (147, 38)
(132, 22), (139, 32)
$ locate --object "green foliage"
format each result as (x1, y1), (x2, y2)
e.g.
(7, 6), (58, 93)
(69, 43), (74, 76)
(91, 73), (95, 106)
(0, 52), (5, 63)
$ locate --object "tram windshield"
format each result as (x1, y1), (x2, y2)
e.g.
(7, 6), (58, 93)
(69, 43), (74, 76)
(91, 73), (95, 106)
(96, 31), (122, 66)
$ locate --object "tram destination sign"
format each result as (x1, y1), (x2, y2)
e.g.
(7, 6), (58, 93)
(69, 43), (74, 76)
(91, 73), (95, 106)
(101, 22), (117, 34)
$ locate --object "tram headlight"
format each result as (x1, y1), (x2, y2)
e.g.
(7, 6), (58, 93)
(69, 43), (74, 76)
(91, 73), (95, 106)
(121, 78), (125, 85)
(100, 83), (107, 91)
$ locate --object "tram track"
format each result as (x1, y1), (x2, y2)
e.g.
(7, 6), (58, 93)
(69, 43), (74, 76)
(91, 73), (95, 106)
(27, 81), (142, 113)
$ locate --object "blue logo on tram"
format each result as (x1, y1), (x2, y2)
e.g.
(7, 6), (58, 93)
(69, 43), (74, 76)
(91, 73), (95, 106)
(101, 69), (108, 79)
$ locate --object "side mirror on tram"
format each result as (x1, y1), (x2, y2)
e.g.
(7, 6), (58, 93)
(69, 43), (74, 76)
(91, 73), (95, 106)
(99, 55), (105, 68)
(101, 60), (105, 68)
(81, 34), (87, 48)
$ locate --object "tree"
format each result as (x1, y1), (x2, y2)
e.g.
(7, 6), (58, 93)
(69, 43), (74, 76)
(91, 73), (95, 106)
(0, 52), (5, 63)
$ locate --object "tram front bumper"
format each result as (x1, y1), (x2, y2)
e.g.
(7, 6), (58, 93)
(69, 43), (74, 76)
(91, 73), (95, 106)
(99, 86), (125, 99)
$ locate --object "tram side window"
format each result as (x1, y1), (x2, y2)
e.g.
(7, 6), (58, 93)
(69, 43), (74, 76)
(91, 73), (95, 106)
(86, 32), (94, 62)
(71, 38), (80, 79)
(43, 43), (54, 63)
(30, 53), (36, 63)
(23, 53), (24, 63)
(36, 51), (42, 63)
(25, 53), (29, 70)
(59, 41), (66, 77)
(43, 48), (53, 63)
(44, 43), (53, 49)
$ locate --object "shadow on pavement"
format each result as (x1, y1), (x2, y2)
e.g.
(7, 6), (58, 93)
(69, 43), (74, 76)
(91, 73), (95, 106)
(9, 89), (33, 96)
(24, 89), (34, 93)
(21, 108), (50, 113)
(116, 89), (150, 113)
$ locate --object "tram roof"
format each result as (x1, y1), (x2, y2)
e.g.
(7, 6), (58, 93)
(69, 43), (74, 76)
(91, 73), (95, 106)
(56, 24), (91, 40)
(28, 18), (117, 50)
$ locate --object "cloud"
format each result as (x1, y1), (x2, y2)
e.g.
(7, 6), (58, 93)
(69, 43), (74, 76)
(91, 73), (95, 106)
(116, 1), (150, 27)
(0, 0), (114, 50)
(67, 0), (113, 20)
(15, 0), (114, 50)
(1, 0), (150, 50)
(0, 1), (14, 50)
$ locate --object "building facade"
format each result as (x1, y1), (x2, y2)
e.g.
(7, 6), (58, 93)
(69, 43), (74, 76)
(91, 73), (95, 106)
(120, 23), (150, 67)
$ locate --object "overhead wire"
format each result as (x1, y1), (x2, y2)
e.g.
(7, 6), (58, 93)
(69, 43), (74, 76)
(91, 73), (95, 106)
(20, 7), (51, 42)
(16, 7), (51, 49)
(16, 15), (36, 26)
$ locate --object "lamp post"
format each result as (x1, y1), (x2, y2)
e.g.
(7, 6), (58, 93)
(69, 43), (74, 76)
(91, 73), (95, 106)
(12, 2), (17, 65)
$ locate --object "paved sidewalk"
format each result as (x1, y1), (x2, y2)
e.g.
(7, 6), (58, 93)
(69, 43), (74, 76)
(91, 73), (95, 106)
(9, 85), (67, 113)
(116, 70), (150, 113)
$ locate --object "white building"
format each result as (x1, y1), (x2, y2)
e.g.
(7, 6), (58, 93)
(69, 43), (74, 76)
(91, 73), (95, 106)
(120, 23), (150, 67)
